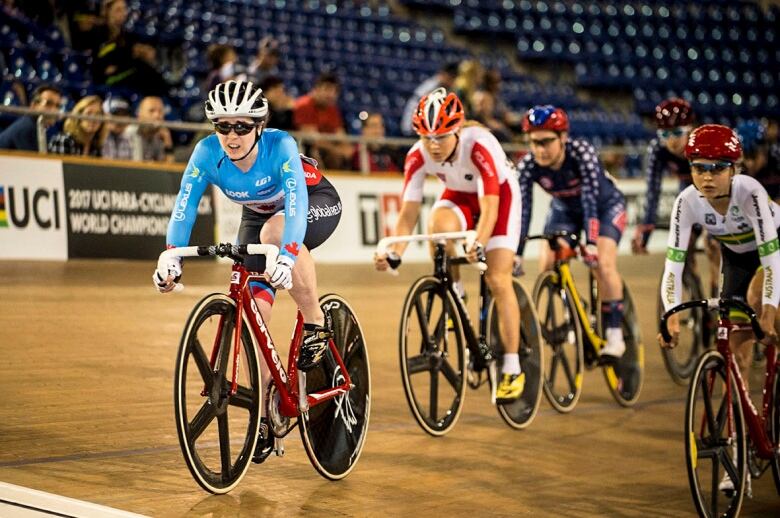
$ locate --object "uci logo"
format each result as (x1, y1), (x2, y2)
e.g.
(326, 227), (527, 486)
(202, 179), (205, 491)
(0, 185), (61, 230)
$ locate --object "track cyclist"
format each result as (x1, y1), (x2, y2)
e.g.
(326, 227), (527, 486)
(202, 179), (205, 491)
(516, 105), (627, 364)
(373, 87), (525, 402)
(658, 123), (780, 363)
(632, 98), (719, 298)
(152, 80), (343, 455)
(657, 124), (780, 494)
(736, 119), (780, 202)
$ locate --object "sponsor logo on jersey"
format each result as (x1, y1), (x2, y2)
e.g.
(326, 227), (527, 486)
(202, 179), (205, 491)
(172, 183), (192, 221)
(465, 174), (473, 181)
(256, 176), (271, 187)
(187, 165), (203, 182)
(308, 201), (342, 223)
(539, 177), (553, 190)
(664, 271), (676, 305)
(705, 213), (716, 225)
(225, 189), (250, 199)
(256, 185), (275, 196)
(282, 158), (293, 174)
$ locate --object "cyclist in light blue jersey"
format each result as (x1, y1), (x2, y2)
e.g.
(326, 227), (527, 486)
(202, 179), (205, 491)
(153, 80), (342, 374)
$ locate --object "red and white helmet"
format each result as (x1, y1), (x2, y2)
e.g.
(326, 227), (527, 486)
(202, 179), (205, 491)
(412, 87), (465, 136)
(521, 105), (569, 133)
(654, 98), (695, 129)
(685, 124), (742, 162)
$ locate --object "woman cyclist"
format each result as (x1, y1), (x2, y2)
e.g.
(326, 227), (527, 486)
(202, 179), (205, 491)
(659, 123), (780, 357)
(632, 98), (719, 298)
(373, 87), (525, 403)
(515, 105), (627, 364)
(153, 80), (342, 374)
(658, 124), (780, 494)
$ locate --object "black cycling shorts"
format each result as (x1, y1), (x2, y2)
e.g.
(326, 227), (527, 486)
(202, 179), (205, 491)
(719, 245), (760, 303)
(237, 175), (342, 274)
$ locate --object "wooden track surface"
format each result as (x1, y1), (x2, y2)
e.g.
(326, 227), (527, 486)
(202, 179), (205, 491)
(1, 255), (779, 516)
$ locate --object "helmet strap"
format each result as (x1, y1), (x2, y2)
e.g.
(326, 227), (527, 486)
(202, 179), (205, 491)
(229, 122), (264, 163)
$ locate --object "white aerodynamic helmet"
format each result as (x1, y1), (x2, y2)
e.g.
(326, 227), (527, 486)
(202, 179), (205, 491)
(204, 80), (268, 121)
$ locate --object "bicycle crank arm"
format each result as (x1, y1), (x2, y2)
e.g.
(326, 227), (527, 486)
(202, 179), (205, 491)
(274, 437), (285, 458)
(488, 361), (498, 405)
(298, 372), (309, 413)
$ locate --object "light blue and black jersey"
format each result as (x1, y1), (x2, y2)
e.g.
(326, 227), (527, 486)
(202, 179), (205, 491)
(167, 129), (309, 263)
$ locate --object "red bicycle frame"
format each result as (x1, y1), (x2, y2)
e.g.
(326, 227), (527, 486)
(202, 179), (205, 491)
(205, 262), (353, 419)
(710, 314), (779, 460)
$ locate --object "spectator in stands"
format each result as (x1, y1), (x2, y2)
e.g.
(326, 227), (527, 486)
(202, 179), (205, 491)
(100, 95), (133, 160)
(400, 61), (459, 135)
(453, 59), (485, 115)
(259, 75), (294, 131)
(293, 71), (352, 169)
(247, 36), (280, 85)
(48, 94), (103, 156)
(89, 0), (167, 95)
(0, 84), (62, 152)
(125, 96), (173, 162)
(737, 119), (780, 201)
(470, 90), (513, 143)
(64, 0), (102, 51)
(351, 111), (401, 173)
(204, 44), (245, 93)
(483, 68), (522, 130)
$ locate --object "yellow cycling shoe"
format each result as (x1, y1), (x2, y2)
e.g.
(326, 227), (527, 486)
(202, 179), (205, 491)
(496, 372), (525, 404)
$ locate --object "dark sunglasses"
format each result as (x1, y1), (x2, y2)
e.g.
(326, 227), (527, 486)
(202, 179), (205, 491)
(690, 160), (733, 175)
(214, 121), (258, 136)
(529, 136), (559, 147)
(657, 127), (688, 139)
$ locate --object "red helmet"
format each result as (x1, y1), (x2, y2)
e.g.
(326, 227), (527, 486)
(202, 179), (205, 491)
(685, 124), (742, 162)
(521, 105), (569, 133)
(412, 87), (465, 136)
(654, 98), (695, 129)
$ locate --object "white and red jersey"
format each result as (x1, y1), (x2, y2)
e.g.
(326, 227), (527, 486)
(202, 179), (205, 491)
(402, 125), (521, 251)
(402, 125), (516, 201)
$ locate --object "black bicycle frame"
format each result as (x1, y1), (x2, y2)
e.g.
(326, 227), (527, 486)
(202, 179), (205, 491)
(431, 243), (493, 371)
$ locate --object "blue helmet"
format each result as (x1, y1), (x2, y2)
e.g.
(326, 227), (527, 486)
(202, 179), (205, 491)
(735, 120), (766, 155)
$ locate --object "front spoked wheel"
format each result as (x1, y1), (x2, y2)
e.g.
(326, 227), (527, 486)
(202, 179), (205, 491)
(399, 276), (466, 436)
(602, 283), (644, 406)
(659, 270), (707, 385)
(685, 351), (747, 517)
(300, 294), (371, 480)
(533, 270), (584, 413)
(488, 278), (544, 429)
(174, 294), (261, 494)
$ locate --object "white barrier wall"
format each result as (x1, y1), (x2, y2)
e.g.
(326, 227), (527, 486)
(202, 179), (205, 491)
(215, 174), (680, 263)
(1, 153), (680, 262)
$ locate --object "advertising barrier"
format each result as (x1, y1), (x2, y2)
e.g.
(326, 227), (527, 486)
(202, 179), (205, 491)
(1, 153), (679, 263)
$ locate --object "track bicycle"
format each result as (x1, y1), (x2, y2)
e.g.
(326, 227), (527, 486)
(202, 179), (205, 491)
(661, 298), (780, 517)
(528, 231), (644, 412)
(376, 231), (544, 436)
(158, 243), (370, 494)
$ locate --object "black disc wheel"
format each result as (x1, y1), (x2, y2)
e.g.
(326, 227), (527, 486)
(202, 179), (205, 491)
(488, 278), (544, 429)
(685, 351), (747, 518)
(300, 294), (371, 480)
(659, 270), (708, 385)
(174, 294), (261, 494)
(601, 283), (644, 407)
(533, 270), (584, 413)
(399, 276), (466, 436)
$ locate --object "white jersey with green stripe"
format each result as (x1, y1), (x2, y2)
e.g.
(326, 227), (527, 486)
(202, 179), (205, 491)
(661, 174), (780, 310)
